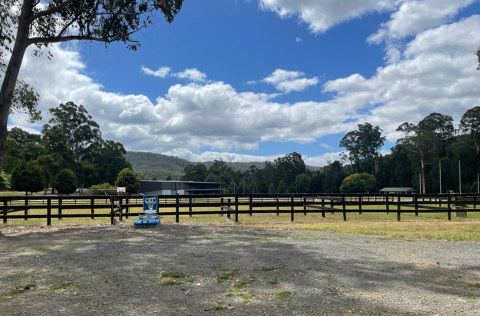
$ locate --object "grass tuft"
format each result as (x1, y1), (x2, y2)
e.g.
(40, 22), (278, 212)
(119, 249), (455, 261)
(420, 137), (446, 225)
(260, 267), (280, 272)
(266, 277), (281, 285)
(207, 302), (226, 311)
(273, 290), (293, 299)
(468, 283), (480, 288)
(8, 283), (37, 295)
(161, 270), (186, 278)
(50, 281), (75, 292)
(217, 269), (241, 282)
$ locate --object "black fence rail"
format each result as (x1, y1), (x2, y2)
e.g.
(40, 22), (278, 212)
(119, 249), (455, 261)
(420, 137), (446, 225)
(1, 193), (479, 226)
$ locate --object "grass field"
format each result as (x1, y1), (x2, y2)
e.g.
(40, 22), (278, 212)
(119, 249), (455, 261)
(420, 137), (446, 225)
(1, 192), (480, 242)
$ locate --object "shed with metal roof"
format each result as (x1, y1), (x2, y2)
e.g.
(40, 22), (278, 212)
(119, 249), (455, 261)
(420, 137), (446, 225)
(379, 187), (418, 194)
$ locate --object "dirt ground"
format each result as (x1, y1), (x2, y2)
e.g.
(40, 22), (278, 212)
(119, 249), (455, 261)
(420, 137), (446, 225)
(1, 223), (480, 316)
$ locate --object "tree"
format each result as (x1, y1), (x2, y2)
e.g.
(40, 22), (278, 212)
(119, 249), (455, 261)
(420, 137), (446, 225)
(399, 129), (440, 194)
(0, 170), (9, 190)
(295, 173), (311, 193)
(8, 127), (41, 146)
(248, 181), (258, 194)
(268, 183), (276, 194)
(19, 142), (44, 161)
(47, 102), (102, 159)
(340, 173), (376, 193)
(277, 180), (286, 194)
(418, 112), (455, 144)
(91, 183), (114, 195)
(115, 168), (140, 194)
(459, 106), (480, 154)
(166, 175), (172, 180)
(340, 123), (386, 174)
(239, 180), (247, 194)
(92, 140), (131, 184)
(56, 169), (78, 194)
(274, 152), (306, 186)
(0, 0), (185, 171)
(11, 160), (45, 195)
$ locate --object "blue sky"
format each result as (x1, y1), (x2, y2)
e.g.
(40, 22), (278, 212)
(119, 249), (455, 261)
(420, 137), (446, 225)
(9, 0), (480, 165)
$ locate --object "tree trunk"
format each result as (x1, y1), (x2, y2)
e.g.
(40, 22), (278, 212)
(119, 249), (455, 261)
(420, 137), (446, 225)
(0, 0), (34, 171)
(420, 156), (426, 194)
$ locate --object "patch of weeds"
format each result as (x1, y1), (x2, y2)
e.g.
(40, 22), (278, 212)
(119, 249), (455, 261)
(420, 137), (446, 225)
(227, 280), (252, 296)
(217, 269), (241, 282)
(365, 240), (370, 243)
(260, 267), (280, 272)
(51, 281), (75, 292)
(377, 238), (403, 242)
(468, 283), (480, 288)
(8, 283), (36, 295)
(105, 280), (111, 285)
(436, 261), (440, 265)
(58, 266), (69, 270)
(160, 279), (195, 286)
(193, 255), (205, 258)
(241, 294), (254, 304)
(161, 270), (186, 278)
(391, 311), (410, 315)
(207, 301), (227, 311)
(468, 299), (477, 304)
(178, 262), (186, 265)
(211, 265), (229, 272)
(273, 290), (293, 299)
(266, 278), (281, 285)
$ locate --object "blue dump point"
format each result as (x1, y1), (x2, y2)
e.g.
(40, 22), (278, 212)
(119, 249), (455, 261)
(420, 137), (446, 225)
(134, 214), (160, 229)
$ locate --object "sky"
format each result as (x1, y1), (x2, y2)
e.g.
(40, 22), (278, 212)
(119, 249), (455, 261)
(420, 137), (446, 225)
(7, 0), (480, 166)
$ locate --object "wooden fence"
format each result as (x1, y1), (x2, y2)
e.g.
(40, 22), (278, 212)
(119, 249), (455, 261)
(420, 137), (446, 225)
(1, 193), (479, 226)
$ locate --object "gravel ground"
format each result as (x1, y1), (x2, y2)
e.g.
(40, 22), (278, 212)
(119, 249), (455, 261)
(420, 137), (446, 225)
(1, 223), (480, 316)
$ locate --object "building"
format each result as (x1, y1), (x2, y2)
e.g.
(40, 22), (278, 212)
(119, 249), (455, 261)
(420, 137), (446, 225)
(139, 180), (224, 195)
(379, 187), (418, 194)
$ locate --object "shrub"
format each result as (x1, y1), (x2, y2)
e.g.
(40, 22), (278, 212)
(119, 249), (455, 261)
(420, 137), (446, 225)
(11, 160), (46, 195)
(56, 169), (78, 195)
(91, 183), (114, 195)
(115, 168), (140, 194)
(340, 173), (376, 193)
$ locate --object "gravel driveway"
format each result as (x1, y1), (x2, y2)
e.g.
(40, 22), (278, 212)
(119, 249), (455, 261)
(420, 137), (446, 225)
(1, 223), (480, 316)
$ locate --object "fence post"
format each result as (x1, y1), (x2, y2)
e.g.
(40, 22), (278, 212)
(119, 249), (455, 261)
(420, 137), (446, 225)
(321, 198), (325, 218)
(235, 195), (239, 223)
(189, 197), (193, 217)
(47, 198), (52, 226)
(331, 197), (334, 214)
(414, 195), (418, 217)
(304, 197), (307, 216)
(276, 197), (279, 216)
(291, 195), (294, 222)
(474, 195), (477, 210)
(91, 197), (95, 220)
(176, 195), (180, 223)
(24, 197), (28, 220)
(397, 196), (401, 221)
(448, 193), (451, 220)
(386, 195), (389, 214)
(110, 196), (115, 225)
(119, 198), (123, 222)
(342, 195), (347, 222)
(227, 198), (231, 220)
(359, 196), (362, 215)
(58, 197), (62, 220)
(249, 196), (253, 216)
(126, 198), (129, 219)
(3, 200), (7, 224)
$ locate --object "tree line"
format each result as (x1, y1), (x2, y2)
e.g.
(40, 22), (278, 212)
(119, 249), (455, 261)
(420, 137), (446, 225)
(1, 102), (138, 194)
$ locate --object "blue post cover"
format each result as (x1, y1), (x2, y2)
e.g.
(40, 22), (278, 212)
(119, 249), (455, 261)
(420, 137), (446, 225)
(143, 195), (157, 214)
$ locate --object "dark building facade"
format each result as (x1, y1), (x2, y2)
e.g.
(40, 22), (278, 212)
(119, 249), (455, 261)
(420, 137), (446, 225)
(139, 181), (224, 195)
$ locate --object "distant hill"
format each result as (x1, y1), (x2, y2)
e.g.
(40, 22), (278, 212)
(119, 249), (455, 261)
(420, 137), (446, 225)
(125, 151), (321, 180)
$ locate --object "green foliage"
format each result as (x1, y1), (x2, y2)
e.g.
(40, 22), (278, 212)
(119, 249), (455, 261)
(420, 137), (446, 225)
(340, 173), (376, 193)
(11, 160), (46, 194)
(0, 170), (9, 190)
(8, 128), (41, 146)
(268, 183), (276, 194)
(115, 168), (140, 194)
(295, 173), (311, 193)
(56, 169), (78, 195)
(248, 181), (258, 194)
(126, 151), (190, 180)
(93, 140), (132, 185)
(92, 183), (115, 195)
(48, 102), (102, 160)
(277, 180), (286, 194)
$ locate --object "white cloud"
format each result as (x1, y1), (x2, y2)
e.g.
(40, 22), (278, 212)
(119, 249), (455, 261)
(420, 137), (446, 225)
(163, 148), (342, 166)
(319, 143), (334, 150)
(141, 66), (170, 78)
(263, 69), (319, 93)
(259, 0), (399, 34)
(173, 68), (207, 82)
(296, 37), (302, 42)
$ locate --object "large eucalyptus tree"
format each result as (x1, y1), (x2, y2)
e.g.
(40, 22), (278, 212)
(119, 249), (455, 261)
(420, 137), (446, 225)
(0, 0), (184, 170)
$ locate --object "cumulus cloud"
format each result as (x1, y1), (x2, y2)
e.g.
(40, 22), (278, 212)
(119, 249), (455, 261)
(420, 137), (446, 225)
(258, 0), (399, 34)
(141, 66), (171, 78)
(263, 69), (319, 93)
(319, 143), (334, 150)
(296, 37), (302, 42)
(173, 68), (207, 82)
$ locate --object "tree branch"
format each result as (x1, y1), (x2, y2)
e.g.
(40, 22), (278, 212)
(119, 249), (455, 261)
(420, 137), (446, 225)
(28, 35), (113, 45)
(27, 0), (78, 25)
(56, 19), (76, 38)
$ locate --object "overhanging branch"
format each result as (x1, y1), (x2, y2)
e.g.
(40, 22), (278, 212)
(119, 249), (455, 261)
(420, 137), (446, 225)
(27, 0), (78, 25)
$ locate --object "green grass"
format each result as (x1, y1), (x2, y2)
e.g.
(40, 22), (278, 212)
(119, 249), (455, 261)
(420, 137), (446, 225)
(266, 278), (281, 285)
(217, 269), (241, 282)
(468, 283), (480, 288)
(241, 294), (254, 303)
(273, 290), (293, 299)
(161, 270), (186, 278)
(207, 302), (227, 311)
(159, 279), (195, 286)
(50, 281), (75, 292)
(260, 267), (280, 272)
(203, 236), (226, 240)
(8, 283), (36, 295)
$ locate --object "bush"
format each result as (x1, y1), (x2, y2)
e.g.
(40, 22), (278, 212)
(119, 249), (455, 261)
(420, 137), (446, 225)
(115, 168), (140, 194)
(0, 171), (9, 190)
(11, 160), (46, 195)
(268, 183), (276, 194)
(340, 173), (376, 193)
(91, 183), (114, 195)
(56, 169), (78, 194)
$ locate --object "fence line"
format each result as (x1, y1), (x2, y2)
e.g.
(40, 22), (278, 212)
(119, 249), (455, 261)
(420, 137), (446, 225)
(0, 193), (478, 226)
